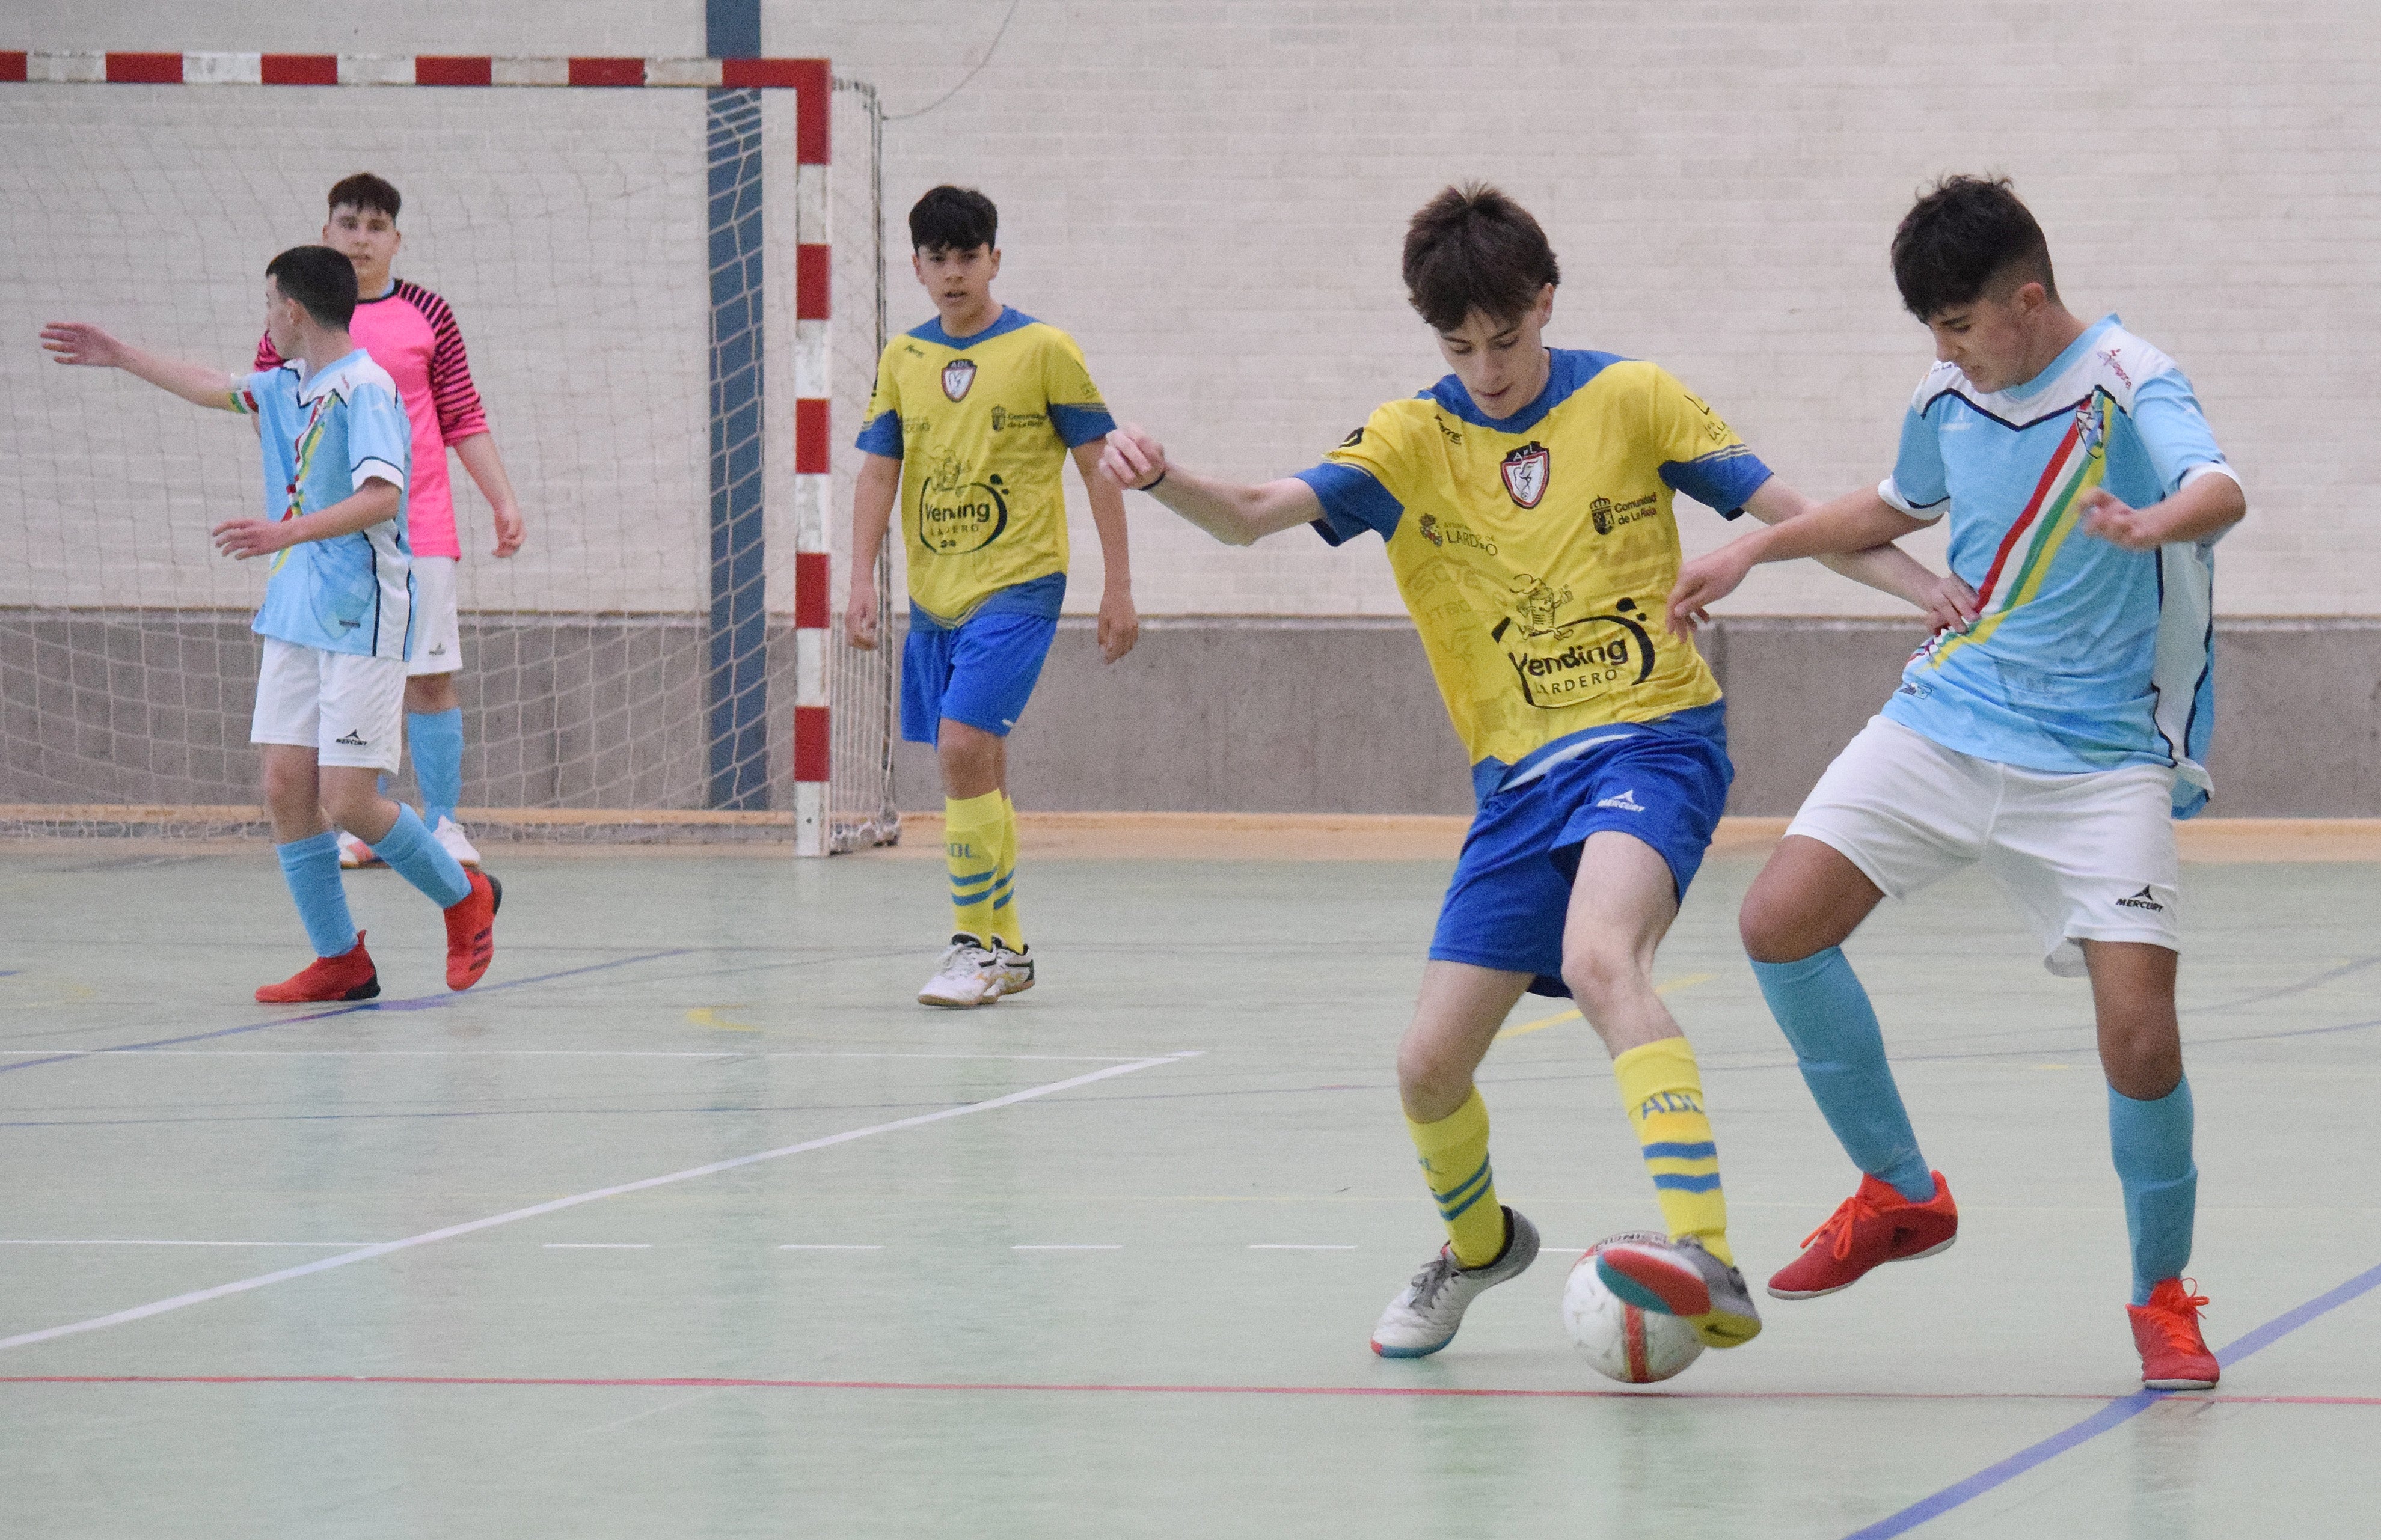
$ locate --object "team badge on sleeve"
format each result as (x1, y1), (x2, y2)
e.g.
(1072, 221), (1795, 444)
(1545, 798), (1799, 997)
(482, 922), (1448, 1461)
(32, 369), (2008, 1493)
(940, 358), (978, 402)
(1500, 441), (1550, 508)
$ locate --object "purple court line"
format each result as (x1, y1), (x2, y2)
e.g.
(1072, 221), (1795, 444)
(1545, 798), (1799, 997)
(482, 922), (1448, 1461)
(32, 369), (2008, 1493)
(1843, 1257), (2381, 1539)
(2, 1375), (2378, 1409)
(0, 950), (692, 1074)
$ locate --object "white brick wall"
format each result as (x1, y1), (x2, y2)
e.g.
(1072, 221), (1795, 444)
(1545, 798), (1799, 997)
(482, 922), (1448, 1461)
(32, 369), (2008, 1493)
(17, 1), (2377, 619)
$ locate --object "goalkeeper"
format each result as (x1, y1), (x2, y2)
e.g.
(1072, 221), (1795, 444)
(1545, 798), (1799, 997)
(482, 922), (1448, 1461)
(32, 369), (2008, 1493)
(43, 247), (502, 1001)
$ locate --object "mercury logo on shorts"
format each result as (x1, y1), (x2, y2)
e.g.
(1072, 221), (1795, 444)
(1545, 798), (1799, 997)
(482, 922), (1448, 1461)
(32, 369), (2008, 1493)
(1596, 789), (1645, 813)
(334, 730), (369, 747)
(2116, 886), (2166, 912)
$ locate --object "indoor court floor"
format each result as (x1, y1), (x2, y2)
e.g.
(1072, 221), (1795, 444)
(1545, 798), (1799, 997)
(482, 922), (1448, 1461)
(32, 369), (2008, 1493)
(2, 830), (2377, 1537)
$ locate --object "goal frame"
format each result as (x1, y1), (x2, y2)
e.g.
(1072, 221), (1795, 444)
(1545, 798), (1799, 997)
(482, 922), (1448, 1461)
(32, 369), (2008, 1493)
(0, 48), (894, 857)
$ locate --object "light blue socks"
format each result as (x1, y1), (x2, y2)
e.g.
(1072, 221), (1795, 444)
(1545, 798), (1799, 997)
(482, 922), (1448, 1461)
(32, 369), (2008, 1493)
(2110, 1078), (2197, 1306)
(369, 804), (471, 909)
(407, 707), (465, 828)
(1751, 947), (1935, 1202)
(275, 831), (358, 958)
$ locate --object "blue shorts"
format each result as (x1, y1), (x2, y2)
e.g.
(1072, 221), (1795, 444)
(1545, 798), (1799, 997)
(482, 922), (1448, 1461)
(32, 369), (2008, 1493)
(900, 603), (1060, 745)
(1429, 707), (1734, 998)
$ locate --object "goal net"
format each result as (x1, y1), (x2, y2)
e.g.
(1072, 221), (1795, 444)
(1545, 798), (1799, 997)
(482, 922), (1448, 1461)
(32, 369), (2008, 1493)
(0, 56), (897, 854)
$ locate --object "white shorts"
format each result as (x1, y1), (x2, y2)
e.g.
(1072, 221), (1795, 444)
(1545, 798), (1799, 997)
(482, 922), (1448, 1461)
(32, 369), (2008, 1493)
(408, 555), (462, 676)
(1789, 716), (2181, 976)
(250, 637), (408, 774)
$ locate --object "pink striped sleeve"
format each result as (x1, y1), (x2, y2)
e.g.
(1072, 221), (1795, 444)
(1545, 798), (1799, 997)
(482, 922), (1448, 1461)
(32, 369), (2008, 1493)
(399, 280), (490, 441)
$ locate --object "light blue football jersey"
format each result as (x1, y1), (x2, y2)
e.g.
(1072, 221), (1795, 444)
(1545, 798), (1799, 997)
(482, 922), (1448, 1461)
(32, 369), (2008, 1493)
(1877, 316), (2237, 817)
(233, 351), (415, 659)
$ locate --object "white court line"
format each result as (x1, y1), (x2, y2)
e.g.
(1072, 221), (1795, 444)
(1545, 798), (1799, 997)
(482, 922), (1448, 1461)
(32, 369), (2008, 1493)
(778, 1244), (882, 1251)
(36, 1049), (1154, 1063)
(542, 1243), (652, 1250)
(0, 1239), (374, 1248)
(1013, 1245), (1123, 1251)
(0, 1051), (1198, 1354)
(1249, 1244), (1356, 1250)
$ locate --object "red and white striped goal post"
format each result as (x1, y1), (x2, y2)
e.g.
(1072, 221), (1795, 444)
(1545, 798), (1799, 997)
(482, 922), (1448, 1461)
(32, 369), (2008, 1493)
(3, 50), (845, 857)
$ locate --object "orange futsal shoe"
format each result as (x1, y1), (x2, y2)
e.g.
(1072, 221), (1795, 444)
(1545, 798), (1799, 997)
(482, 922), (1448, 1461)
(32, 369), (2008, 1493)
(2129, 1278), (2220, 1390)
(256, 932), (379, 1003)
(1767, 1171), (1960, 1300)
(443, 869), (502, 991)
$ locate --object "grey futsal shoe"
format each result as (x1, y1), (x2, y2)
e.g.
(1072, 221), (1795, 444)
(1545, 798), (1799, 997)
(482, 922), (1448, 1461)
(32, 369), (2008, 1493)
(1370, 1207), (1540, 1358)
(1595, 1233), (1764, 1348)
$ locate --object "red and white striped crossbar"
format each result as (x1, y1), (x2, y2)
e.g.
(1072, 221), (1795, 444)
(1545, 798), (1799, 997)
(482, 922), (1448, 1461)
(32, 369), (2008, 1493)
(5, 50), (842, 855)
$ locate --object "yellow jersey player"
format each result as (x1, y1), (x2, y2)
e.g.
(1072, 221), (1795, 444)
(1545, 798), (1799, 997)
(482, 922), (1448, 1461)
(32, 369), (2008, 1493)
(1103, 185), (1965, 1358)
(848, 185), (1139, 1008)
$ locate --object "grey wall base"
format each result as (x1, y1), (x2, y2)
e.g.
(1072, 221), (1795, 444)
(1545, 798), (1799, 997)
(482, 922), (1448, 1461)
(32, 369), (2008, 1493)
(7, 611), (2377, 817)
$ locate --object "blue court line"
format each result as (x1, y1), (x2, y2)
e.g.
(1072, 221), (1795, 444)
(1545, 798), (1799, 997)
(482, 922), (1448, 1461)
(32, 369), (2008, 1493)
(1843, 1257), (2381, 1538)
(0, 950), (692, 1074)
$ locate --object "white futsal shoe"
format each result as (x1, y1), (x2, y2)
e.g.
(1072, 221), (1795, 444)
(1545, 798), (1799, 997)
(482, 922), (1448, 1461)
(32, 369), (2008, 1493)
(432, 815), (483, 867)
(919, 937), (1002, 1008)
(988, 944), (1035, 997)
(336, 830), (382, 869)
(1370, 1206), (1540, 1358)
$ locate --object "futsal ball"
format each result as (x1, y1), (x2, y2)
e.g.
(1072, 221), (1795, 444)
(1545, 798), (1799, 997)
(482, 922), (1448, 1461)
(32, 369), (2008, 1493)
(1561, 1231), (1706, 1384)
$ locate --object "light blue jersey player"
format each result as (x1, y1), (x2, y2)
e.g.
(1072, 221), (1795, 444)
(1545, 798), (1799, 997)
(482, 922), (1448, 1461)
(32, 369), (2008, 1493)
(42, 245), (501, 1003)
(1667, 176), (2246, 1392)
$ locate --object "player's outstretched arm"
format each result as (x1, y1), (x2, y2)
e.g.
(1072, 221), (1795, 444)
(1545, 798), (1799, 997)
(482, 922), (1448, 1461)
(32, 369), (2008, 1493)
(1668, 485), (1935, 635)
(1738, 479), (1979, 635)
(2078, 473), (2245, 551)
(1071, 442), (1141, 664)
(41, 322), (239, 409)
(212, 477), (402, 561)
(452, 433), (527, 557)
(1100, 424), (1321, 547)
(844, 451), (901, 651)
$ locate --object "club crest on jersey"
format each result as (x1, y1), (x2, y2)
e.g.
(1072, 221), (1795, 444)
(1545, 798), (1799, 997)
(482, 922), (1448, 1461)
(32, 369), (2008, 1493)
(941, 358), (978, 402)
(1500, 441), (1549, 508)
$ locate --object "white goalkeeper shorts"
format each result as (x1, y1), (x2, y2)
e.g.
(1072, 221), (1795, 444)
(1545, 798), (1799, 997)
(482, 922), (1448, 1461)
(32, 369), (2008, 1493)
(1788, 715), (2181, 977)
(250, 637), (407, 774)
(408, 555), (462, 676)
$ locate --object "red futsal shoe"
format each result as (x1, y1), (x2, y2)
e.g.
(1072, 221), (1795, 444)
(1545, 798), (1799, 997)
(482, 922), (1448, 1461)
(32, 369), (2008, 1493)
(443, 870), (502, 991)
(1767, 1171), (1960, 1300)
(2129, 1278), (2220, 1390)
(256, 932), (379, 1003)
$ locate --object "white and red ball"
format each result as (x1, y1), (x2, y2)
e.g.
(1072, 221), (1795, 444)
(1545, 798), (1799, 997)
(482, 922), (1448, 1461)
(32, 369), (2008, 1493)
(1561, 1231), (1706, 1384)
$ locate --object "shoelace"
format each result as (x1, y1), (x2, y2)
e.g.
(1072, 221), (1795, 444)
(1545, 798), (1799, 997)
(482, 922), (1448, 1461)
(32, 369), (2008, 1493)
(1404, 1249), (1460, 1310)
(2145, 1281), (2212, 1350)
(1801, 1190), (1885, 1260)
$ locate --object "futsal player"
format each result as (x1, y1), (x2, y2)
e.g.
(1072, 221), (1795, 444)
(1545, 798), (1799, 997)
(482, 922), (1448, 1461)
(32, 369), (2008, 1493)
(256, 173), (527, 870)
(847, 185), (1140, 1009)
(43, 248), (501, 1001)
(1101, 185), (1965, 1357)
(1667, 175), (2241, 1389)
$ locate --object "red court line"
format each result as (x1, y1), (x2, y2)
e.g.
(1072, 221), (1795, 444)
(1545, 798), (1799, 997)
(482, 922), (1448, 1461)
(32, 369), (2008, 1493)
(4, 1375), (2376, 1407)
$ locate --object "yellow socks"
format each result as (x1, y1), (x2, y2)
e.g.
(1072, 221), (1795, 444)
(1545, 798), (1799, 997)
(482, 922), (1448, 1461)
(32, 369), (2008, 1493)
(943, 791), (1004, 943)
(991, 793), (1023, 953)
(1406, 1088), (1507, 1267)
(1613, 1037), (1733, 1265)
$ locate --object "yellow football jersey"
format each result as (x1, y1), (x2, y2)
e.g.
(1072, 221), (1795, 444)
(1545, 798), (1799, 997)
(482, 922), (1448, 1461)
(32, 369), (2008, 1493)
(1298, 350), (1773, 794)
(856, 308), (1117, 626)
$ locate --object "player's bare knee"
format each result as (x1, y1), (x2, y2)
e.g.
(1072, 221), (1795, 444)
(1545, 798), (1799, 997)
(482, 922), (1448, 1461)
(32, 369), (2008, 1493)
(1560, 945), (1645, 1022)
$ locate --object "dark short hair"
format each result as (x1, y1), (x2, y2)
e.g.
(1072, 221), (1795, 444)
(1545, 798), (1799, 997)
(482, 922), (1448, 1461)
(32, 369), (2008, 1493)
(327, 171), (402, 222)
(1403, 183), (1561, 334)
(1890, 174), (2057, 320)
(266, 245), (360, 328)
(909, 185), (997, 254)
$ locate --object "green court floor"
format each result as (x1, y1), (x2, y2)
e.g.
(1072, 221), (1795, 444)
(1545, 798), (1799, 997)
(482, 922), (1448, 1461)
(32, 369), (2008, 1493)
(2, 842), (2376, 1537)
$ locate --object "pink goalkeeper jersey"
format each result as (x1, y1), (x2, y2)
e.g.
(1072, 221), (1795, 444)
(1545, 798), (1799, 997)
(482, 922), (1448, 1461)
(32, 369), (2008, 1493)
(257, 278), (488, 558)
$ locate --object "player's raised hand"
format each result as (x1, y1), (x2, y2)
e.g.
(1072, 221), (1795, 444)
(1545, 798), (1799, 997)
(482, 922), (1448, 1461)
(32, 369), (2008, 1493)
(2079, 487), (2163, 551)
(1920, 570), (1981, 634)
(845, 579), (878, 652)
(210, 517), (293, 561)
(40, 321), (129, 368)
(1100, 424), (1168, 492)
(1666, 543), (1755, 637)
